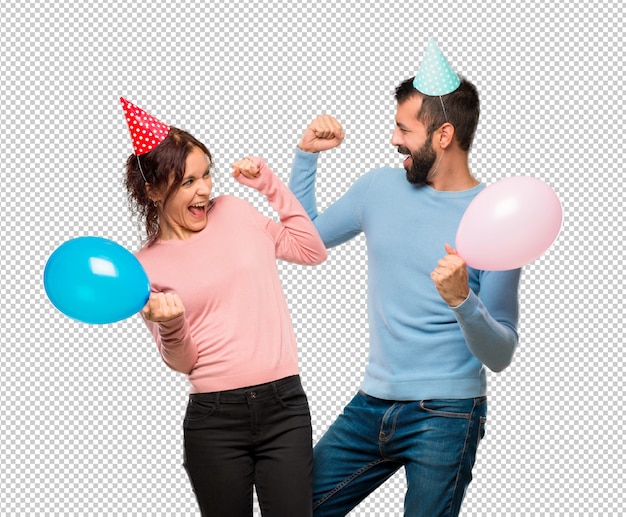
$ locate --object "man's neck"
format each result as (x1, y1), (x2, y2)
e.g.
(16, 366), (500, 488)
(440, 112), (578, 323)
(427, 152), (479, 191)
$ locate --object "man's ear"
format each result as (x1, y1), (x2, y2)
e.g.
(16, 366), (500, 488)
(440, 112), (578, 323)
(437, 122), (456, 150)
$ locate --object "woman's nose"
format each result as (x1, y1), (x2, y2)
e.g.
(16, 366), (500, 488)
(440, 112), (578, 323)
(199, 177), (212, 193)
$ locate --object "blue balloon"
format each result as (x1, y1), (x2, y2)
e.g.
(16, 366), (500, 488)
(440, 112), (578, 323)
(43, 236), (150, 324)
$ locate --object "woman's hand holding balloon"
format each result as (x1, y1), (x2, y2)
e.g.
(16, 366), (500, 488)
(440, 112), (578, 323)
(141, 292), (185, 322)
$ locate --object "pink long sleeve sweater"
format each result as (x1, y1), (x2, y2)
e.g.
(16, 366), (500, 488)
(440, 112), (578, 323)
(135, 158), (327, 393)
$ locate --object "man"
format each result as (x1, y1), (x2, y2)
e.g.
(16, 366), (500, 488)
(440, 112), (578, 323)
(289, 38), (521, 516)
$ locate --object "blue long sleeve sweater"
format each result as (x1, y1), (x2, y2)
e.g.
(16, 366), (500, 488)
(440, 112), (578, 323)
(289, 148), (521, 401)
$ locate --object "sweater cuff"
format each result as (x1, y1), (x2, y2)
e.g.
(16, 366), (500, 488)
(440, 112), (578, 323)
(158, 313), (187, 338)
(450, 289), (479, 316)
(295, 146), (320, 165)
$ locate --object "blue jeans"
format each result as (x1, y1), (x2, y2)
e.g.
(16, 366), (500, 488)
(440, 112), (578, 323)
(183, 375), (313, 516)
(313, 391), (487, 516)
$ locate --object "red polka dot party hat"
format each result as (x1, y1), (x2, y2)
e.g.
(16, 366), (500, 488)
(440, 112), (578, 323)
(120, 97), (170, 155)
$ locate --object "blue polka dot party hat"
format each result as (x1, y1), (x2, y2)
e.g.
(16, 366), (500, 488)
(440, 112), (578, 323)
(413, 37), (461, 96)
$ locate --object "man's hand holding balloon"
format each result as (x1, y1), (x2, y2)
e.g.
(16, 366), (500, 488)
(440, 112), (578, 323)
(431, 244), (470, 307)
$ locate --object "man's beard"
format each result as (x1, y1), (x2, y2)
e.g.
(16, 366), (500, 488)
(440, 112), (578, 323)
(399, 139), (437, 185)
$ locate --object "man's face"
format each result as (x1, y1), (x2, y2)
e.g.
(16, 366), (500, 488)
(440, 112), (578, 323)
(391, 95), (437, 185)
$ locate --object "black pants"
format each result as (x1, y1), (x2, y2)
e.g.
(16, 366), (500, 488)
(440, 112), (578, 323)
(183, 375), (313, 516)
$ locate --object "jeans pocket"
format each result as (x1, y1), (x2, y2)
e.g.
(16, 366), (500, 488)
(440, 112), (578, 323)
(419, 399), (472, 419)
(275, 381), (309, 410)
(183, 397), (218, 429)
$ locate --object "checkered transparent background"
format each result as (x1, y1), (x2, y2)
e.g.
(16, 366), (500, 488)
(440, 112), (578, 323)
(1, 1), (624, 515)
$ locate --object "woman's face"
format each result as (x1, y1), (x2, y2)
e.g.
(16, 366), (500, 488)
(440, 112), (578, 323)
(154, 146), (213, 240)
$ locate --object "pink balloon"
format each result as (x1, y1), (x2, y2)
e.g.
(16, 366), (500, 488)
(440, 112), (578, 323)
(456, 176), (563, 270)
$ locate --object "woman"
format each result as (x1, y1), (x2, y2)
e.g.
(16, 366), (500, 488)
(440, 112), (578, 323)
(121, 97), (326, 516)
